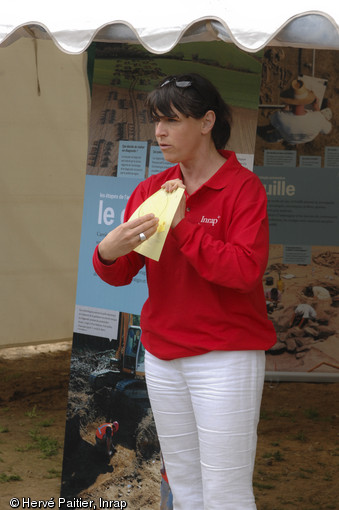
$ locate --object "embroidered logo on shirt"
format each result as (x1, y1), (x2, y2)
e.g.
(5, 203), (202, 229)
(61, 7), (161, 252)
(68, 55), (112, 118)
(200, 215), (220, 227)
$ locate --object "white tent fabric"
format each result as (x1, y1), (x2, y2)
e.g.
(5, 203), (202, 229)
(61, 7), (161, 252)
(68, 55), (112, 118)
(1, 1), (339, 54)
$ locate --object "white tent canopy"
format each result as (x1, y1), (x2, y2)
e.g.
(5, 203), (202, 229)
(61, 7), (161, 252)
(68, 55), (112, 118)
(1, 1), (339, 54)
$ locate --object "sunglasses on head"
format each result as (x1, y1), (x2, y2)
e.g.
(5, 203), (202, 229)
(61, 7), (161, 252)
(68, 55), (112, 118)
(160, 77), (193, 89)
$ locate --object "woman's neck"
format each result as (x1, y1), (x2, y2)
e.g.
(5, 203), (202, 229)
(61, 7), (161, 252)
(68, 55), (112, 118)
(180, 148), (226, 195)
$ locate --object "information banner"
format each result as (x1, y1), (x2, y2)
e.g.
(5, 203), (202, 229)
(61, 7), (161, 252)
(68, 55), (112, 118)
(75, 175), (148, 315)
(254, 166), (338, 246)
(255, 46), (339, 379)
(117, 140), (148, 178)
(61, 40), (264, 500)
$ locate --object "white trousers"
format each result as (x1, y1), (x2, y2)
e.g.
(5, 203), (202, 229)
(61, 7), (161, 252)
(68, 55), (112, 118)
(145, 349), (265, 510)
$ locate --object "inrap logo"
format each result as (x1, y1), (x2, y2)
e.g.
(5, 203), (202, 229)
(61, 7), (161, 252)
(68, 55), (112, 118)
(200, 215), (220, 227)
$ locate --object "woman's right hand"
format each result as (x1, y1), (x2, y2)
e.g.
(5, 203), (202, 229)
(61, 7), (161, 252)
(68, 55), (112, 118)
(98, 213), (159, 264)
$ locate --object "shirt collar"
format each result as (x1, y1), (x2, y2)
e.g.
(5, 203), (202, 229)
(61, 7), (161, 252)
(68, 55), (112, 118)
(204, 150), (238, 190)
(171, 150), (239, 192)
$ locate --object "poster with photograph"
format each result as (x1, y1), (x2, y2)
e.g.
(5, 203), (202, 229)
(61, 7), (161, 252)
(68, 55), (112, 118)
(61, 41), (263, 505)
(255, 47), (339, 379)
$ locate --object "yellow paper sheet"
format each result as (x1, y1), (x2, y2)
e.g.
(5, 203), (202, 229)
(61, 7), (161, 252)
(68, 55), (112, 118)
(128, 187), (185, 261)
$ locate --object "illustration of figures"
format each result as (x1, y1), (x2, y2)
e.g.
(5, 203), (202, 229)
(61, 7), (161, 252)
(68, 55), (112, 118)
(304, 285), (332, 302)
(290, 303), (317, 329)
(95, 421), (119, 457)
(260, 78), (332, 145)
(265, 287), (282, 314)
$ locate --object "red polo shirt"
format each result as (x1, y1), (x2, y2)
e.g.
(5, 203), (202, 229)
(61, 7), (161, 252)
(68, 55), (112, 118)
(93, 151), (276, 359)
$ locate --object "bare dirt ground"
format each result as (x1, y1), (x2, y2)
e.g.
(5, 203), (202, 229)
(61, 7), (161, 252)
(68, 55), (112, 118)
(0, 341), (338, 510)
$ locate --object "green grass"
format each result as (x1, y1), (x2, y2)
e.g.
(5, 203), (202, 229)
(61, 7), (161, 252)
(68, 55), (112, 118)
(46, 468), (62, 479)
(253, 481), (276, 490)
(0, 426), (9, 433)
(16, 428), (59, 458)
(25, 406), (40, 418)
(167, 42), (262, 72)
(29, 429), (59, 458)
(274, 409), (294, 418)
(38, 419), (55, 428)
(92, 41), (263, 110)
(262, 450), (285, 462)
(0, 472), (22, 483)
(291, 430), (308, 442)
(304, 407), (319, 420)
(260, 410), (271, 420)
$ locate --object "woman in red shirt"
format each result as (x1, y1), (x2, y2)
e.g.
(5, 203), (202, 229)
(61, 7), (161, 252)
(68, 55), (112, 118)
(93, 73), (276, 509)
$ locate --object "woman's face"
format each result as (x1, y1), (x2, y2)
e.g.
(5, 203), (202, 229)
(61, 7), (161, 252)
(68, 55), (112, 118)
(154, 106), (207, 165)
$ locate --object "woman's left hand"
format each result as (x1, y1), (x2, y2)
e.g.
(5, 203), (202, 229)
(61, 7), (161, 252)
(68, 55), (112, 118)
(161, 178), (185, 193)
(161, 179), (186, 228)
